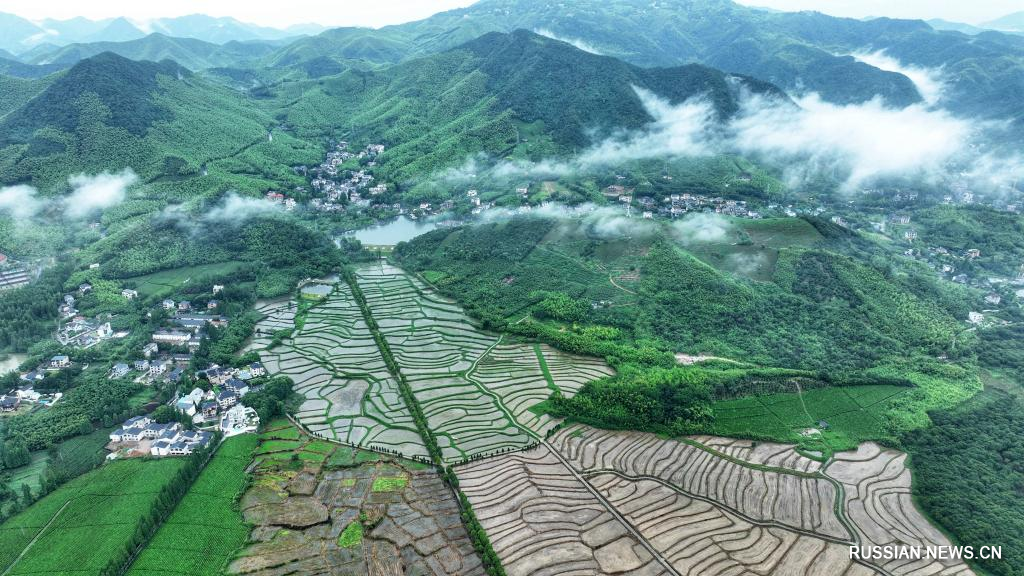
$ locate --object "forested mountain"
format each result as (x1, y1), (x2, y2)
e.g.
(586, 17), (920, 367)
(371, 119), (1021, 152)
(0, 52), (316, 189)
(22, 33), (278, 70)
(267, 0), (1024, 131)
(279, 30), (783, 182)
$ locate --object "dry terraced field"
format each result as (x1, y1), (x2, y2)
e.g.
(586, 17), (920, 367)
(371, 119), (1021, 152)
(457, 425), (975, 576)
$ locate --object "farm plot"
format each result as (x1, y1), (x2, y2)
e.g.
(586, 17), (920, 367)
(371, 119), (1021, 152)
(127, 435), (258, 576)
(826, 443), (975, 576)
(253, 281), (428, 458)
(229, 425), (482, 576)
(356, 263), (531, 462)
(550, 425), (849, 539)
(590, 474), (873, 576)
(467, 343), (612, 436)
(457, 446), (670, 576)
(0, 459), (186, 575)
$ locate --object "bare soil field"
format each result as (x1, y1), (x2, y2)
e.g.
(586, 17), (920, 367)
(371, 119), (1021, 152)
(230, 426), (482, 576)
(456, 446), (670, 576)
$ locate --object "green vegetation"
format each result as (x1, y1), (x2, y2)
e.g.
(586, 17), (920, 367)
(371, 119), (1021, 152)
(0, 458), (187, 575)
(337, 521), (363, 548)
(902, 391), (1024, 576)
(370, 476), (407, 492)
(128, 435), (257, 576)
(395, 216), (968, 371)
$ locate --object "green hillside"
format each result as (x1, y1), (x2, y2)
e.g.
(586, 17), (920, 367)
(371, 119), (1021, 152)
(393, 215), (969, 371)
(24, 33), (276, 71)
(0, 51), (319, 189)
(276, 30), (782, 183)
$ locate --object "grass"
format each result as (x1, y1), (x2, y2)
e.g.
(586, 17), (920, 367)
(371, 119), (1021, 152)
(337, 521), (362, 548)
(254, 439), (304, 454)
(127, 435), (258, 576)
(0, 459), (187, 575)
(125, 261), (245, 299)
(371, 476), (407, 492)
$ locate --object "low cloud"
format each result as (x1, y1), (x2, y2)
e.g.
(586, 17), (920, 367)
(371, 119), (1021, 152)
(202, 192), (282, 223)
(578, 88), (717, 165)
(534, 28), (603, 55)
(480, 203), (657, 238)
(731, 93), (974, 191)
(726, 252), (770, 277)
(670, 213), (734, 245)
(63, 169), (137, 219)
(0, 185), (45, 220)
(438, 81), (1018, 195)
(851, 50), (946, 106)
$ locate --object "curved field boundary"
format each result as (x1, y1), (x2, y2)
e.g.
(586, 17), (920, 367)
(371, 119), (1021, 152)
(253, 283), (429, 459)
(457, 446), (676, 576)
(824, 443), (976, 576)
(589, 473), (881, 576)
(551, 425), (850, 540)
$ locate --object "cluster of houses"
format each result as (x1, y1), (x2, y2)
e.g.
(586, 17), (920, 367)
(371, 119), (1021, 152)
(305, 141), (387, 213)
(176, 362), (264, 425)
(108, 415), (214, 458)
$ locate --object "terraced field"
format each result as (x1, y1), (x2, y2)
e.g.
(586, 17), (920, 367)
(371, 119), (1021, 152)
(526, 424), (977, 576)
(355, 263), (611, 463)
(827, 443), (974, 576)
(253, 283), (429, 458)
(457, 446), (671, 576)
(551, 426), (848, 539)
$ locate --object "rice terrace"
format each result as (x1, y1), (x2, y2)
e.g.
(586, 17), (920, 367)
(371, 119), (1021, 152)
(238, 260), (977, 576)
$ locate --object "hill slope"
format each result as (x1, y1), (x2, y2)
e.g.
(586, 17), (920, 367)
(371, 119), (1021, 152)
(279, 30), (783, 182)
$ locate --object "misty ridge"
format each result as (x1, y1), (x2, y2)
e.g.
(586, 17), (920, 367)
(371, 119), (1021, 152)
(437, 51), (1023, 196)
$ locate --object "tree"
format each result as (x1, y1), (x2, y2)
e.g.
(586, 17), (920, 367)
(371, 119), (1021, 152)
(2, 437), (31, 469)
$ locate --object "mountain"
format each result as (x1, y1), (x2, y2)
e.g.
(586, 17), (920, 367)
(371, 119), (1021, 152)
(24, 33), (277, 70)
(0, 12), (323, 54)
(0, 51), (315, 189)
(0, 12), (45, 54)
(982, 11), (1024, 32)
(275, 0), (1024, 130)
(149, 14), (322, 44)
(927, 19), (990, 35)
(281, 30), (783, 183)
(0, 56), (65, 78)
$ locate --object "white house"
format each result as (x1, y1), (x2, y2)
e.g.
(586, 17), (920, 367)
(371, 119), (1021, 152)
(122, 289), (138, 299)
(110, 363), (131, 379)
(220, 404), (259, 436)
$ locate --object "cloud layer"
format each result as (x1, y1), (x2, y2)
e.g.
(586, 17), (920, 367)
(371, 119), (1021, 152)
(0, 185), (45, 220)
(63, 168), (138, 219)
(851, 49), (946, 106)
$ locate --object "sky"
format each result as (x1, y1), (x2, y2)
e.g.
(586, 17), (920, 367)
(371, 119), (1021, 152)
(735, 0), (1022, 24)
(0, 0), (478, 28)
(1, 0), (1019, 28)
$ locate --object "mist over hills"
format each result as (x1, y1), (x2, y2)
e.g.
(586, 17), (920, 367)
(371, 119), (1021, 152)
(0, 12), (324, 55)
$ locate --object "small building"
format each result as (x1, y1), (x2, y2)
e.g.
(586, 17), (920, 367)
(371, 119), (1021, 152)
(200, 400), (219, 419)
(217, 390), (238, 409)
(121, 289), (138, 299)
(177, 301), (191, 312)
(968, 311), (984, 324)
(207, 300), (219, 310)
(175, 396), (198, 417)
(110, 363), (131, 379)
(985, 293), (1002, 305)
(78, 283), (92, 294)
(248, 362), (266, 378)
(143, 342), (159, 358)
(133, 360), (150, 372)
(0, 395), (21, 412)
(49, 355), (71, 369)
(212, 284), (224, 294)
(161, 299), (176, 310)
(223, 378), (249, 397)
(966, 248), (981, 259)
(152, 330), (191, 346)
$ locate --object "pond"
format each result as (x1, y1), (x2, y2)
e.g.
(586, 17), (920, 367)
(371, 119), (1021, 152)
(345, 216), (439, 247)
